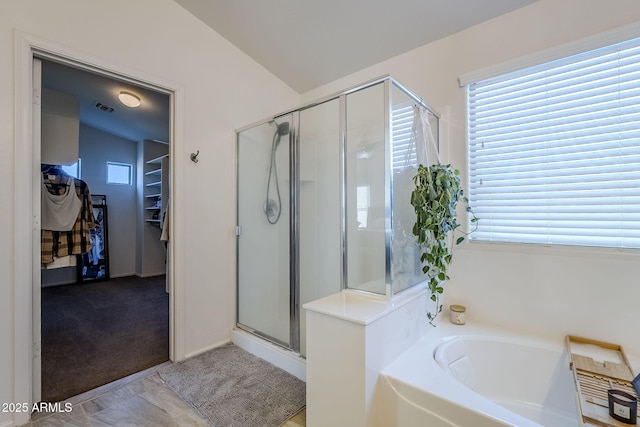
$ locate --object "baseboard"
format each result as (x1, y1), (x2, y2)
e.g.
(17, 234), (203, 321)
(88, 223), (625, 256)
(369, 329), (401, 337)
(108, 272), (137, 279)
(42, 272), (153, 287)
(183, 338), (231, 360)
(231, 329), (306, 382)
(41, 280), (75, 287)
(135, 272), (166, 278)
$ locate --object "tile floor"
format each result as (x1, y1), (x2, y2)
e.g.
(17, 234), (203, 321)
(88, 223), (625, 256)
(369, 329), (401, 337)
(280, 408), (306, 427)
(23, 363), (306, 427)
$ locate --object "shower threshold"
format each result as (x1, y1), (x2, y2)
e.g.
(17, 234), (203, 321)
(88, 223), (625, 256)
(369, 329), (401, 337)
(231, 328), (306, 382)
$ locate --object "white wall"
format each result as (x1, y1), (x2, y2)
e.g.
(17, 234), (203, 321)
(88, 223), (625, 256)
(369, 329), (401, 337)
(1, 1), (299, 425)
(80, 124), (138, 278)
(302, 0), (640, 354)
(40, 124), (139, 286)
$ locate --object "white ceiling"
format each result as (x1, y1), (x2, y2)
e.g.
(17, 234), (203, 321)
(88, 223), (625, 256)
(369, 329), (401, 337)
(174, 0), (538, 92)
(41, 59), (170, 144)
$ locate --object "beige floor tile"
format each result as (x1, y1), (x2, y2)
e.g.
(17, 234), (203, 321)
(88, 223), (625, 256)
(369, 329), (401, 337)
(88, 395), (180, 427)
(138, 377), (197, 418)
(81, 378), (148, 417)
(173, 410), (211, 426)
(22, 365), (304, 427)
(30, 404), (88, 427)
(281, 407), (306, 426)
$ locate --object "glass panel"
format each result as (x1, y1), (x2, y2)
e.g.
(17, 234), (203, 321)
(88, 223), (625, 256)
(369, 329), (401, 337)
(390, 84), (423, 294)
(345, 83), (386, 294)
(237, 117), (291, 346)
(299, 99), (342, 357)
(106, 161), (132, 185)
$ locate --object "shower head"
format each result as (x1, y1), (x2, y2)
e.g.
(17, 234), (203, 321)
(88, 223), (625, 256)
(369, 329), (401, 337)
(276, 121), (290, 136)
(270, 120), (290, 136)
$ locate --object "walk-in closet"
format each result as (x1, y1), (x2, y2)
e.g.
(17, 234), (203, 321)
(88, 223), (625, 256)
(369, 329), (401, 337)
(38, 58), (171, 402)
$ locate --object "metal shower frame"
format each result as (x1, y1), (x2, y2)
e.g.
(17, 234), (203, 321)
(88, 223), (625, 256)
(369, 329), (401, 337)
(235, 75), (439, 354)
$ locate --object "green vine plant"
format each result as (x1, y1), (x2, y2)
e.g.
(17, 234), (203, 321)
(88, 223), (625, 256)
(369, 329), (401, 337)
(410, 164), (478, 326)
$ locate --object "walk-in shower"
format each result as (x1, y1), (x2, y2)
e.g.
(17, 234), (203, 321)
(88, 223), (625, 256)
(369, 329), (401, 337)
(236, 76), (439, 357)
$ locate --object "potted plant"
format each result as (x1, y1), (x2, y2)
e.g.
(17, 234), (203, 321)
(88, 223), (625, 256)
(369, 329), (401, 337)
(410, 163), (477, 325)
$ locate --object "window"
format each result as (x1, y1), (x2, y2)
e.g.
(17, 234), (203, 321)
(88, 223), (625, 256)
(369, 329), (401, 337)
(467, 36), (640, 249)
(61, 159), (81, 178)
(391, 101), (439, 170)
(106, 161), (132, 185)
(391, 102), (416, 170)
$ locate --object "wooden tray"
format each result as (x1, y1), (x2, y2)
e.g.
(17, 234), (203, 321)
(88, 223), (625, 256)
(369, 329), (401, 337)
(567, 336), (639, 426)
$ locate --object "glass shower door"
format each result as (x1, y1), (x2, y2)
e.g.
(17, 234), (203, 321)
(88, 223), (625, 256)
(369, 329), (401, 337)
(237, 117), (292, 347)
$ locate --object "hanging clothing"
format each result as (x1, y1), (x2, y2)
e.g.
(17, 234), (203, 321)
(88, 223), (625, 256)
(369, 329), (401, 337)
(44, 255), (77, 269)
(41, 171), (96, 266)
(160, 198), (169, 242)
(91, 228), (104, 265)
(41, 176), (82, 231)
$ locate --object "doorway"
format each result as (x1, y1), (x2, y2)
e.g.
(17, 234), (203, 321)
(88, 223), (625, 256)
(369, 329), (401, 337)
(13, 33), (183, 425)
(37, 57), (172, 402)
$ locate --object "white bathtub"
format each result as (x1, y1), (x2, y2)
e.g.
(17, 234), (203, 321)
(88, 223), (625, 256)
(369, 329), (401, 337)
(379, 323), (579, 427)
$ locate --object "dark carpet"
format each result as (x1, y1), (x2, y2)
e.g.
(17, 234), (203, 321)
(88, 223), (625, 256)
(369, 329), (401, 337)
(41, 275), (169, 402)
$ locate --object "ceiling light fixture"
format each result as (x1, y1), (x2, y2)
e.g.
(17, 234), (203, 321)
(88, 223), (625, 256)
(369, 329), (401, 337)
(118, 91), (141, 108)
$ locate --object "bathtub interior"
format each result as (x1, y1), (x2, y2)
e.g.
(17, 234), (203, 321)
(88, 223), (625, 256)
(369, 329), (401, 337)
(381, 330), (548, 427)
(435, 336), (578, 426)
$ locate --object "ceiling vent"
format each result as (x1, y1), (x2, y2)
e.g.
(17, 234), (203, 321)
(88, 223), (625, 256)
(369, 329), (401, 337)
(93, 101), (115, 113)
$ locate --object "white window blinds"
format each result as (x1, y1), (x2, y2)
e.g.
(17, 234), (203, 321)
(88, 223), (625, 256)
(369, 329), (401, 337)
(392, 102), (416, 170)
(468, 36), (640, 249)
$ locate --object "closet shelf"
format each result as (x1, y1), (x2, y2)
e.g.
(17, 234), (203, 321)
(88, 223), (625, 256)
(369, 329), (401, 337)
(145, 168), (161, 176)
(145, 207), (161, 210)
(146, 193), (161, 198)
(145, 181), (161, 187)
(146, 154), (168, 165)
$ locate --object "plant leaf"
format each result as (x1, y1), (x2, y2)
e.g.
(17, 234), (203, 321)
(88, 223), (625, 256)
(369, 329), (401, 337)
(411, 162), (478, 322)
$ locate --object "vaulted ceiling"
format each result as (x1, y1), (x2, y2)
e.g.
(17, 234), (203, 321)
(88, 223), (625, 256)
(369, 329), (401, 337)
(174, 0), (538, 92)
(42, 1), (538, 144)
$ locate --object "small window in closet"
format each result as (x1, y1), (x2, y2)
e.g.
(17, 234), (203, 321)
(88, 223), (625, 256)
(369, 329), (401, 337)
(106, 161), (132, 185)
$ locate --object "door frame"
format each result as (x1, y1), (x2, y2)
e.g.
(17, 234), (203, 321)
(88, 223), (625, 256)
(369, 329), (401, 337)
(13, 30), (186, 425)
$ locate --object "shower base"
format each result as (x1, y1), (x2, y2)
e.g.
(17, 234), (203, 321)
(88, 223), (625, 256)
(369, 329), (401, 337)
(230, 328), (306, 382)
